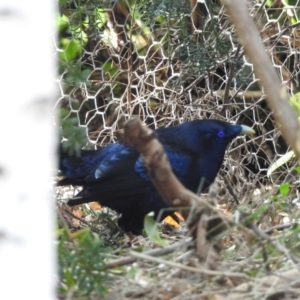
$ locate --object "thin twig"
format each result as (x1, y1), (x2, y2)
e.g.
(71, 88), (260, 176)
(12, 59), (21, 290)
(130, 250), (252, 280)
(104, 238), (193, 269)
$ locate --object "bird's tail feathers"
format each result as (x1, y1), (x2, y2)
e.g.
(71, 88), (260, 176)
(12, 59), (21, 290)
(58, 144), (101, 185)
(67, 197), (89, 206)
(66, 187), (101, 206)
(58, 144), (89, 186)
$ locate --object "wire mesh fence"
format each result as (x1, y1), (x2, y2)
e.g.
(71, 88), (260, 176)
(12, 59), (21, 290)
(54, 1), (300, 298)
(55, 0), (300, 203)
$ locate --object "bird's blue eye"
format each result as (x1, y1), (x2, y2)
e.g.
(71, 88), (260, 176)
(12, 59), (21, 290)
(218, 131), (225, 138)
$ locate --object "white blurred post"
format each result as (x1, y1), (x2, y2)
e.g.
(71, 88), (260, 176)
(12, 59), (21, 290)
(0, 0), (57, 299)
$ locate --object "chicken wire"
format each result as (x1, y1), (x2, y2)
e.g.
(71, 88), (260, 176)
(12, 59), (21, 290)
(55, 0), (300, 204)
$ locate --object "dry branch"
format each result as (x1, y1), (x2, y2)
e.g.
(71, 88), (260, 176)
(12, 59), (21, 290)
(104, 237), (192, 269)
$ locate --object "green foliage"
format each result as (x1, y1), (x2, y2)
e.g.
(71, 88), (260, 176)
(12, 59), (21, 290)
(58, 228), (111, 297)
(60, 108), (88, 156)
(137, 0), (232, 81)
(290, 92), (300, 115)
(279, 183), (290, 197)
(270, 183), (291, 203)
(268, 182), (291, 210)
(62, 62), (91, 88)
(56, 12), (88, 62)
(282, 0), (300, 24)
(265, 0), (300, 24)
(56, 14), (69, 32)
(56, 0), (110, 92)
(139, 0), (191, 19)
(240, 203), (269, 225)
(144, 214), (169, 246)
(59, 38), (84, 62)
(284, 224), (300, 253)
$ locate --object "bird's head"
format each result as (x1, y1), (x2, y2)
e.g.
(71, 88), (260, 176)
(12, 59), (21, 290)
(178, 119), (255, 192)
(158, 119), (255, 155)
(157, 119), (255, 190)
(194, 119), (255, 149)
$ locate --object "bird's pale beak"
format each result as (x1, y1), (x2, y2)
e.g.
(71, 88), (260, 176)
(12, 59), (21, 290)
(240, 125), (255, 135)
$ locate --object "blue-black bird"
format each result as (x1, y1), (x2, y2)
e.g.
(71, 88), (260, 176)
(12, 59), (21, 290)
(58, 119), (254, 235)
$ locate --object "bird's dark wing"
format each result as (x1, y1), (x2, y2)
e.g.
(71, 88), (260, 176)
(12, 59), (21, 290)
(134, 145), (195, 182)
(63, 144), (149, 203)
(84, 145), (140, 183)
(59, 143), (138, 183)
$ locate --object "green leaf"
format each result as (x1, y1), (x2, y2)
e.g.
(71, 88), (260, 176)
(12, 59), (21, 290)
(56, 227), (67, 237)
(265, 0), (273, 7)
(62, 62), (91, 87)
(56, 14), (69, 32)
(267, 150), (295, 176)
(277, 202), (289, 209)
(242, 204), (269, 224)
(65, 268), (76, 288)
(68, 24), (88, 44)
(144, 215), (168, 246)
(290, 93), (300, 115)
(59, 107), (88, 156)
(279, 183), (290, 197)
(102, 62), (119, 80)
(59, 38), (83, 61)
(284, 0), (300, 22)
(59, 107), (70, 119)
(95, 8), (107, 28)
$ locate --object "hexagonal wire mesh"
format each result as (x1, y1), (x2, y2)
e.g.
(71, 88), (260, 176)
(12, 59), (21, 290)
(55, 0), (300, 206)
